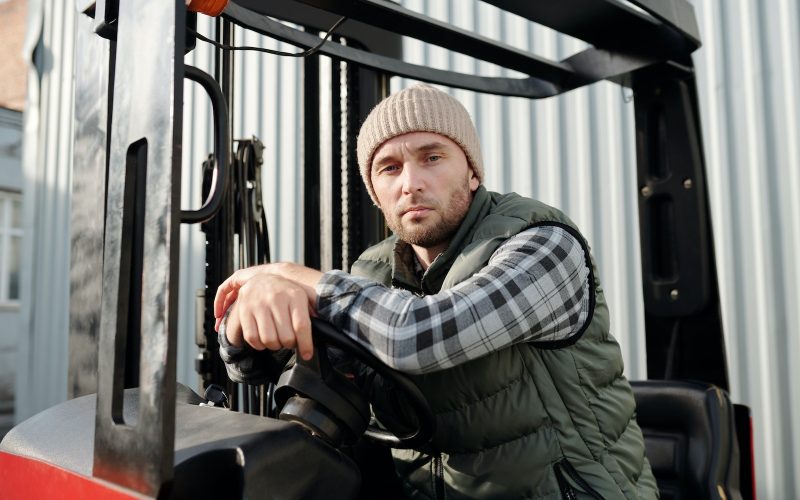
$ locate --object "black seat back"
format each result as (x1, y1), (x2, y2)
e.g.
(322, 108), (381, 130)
(631, 380), (742, 500)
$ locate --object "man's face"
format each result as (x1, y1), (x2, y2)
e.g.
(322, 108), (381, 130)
(370, 132), (480, 249)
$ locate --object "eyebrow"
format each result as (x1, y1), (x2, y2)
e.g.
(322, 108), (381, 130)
(372, 141), (450, 171)
(416, 141), (449, 153)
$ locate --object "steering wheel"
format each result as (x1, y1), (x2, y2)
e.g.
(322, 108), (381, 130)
(273, 318), (435, 450)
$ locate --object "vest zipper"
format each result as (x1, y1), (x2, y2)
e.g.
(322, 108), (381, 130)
(430, 453), (445, 499)
(556, 459), (605, 500)
(554, 463), (578, 500)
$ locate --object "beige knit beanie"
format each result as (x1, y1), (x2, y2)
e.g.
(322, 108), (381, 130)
(356, 83), (484, 205)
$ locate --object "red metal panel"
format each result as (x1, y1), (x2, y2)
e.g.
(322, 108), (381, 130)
(0, 451), (145, 500)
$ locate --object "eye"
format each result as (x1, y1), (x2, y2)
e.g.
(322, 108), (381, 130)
(378, 164), (400, 175)
(426, 154), (442, 162)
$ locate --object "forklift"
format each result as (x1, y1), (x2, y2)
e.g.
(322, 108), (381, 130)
(0, 0), (755, 498)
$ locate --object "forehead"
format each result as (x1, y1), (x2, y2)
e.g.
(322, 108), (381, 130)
(373, 131), (459, 159)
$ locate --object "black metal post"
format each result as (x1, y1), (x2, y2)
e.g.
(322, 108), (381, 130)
(304, 50), (321, 269)
(633, 69), (729, 390)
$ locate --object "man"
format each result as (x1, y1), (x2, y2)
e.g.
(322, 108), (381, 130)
(214, 84), (658, 499)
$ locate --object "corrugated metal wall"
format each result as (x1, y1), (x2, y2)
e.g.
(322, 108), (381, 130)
(19, 1), (799, 497)
(691, 1), (800, 496)
(16, 0), (75, 420)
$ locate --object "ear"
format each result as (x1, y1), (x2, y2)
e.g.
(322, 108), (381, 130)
(468, 167), (480, 192)
(367, 173), (382, 208)
(371, 187), (382, 209)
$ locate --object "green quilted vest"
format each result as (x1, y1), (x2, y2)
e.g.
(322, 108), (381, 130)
(351, 187), (658, 499)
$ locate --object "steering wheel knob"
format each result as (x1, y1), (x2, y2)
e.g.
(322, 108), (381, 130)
(279, 395), (347, 446)
(275, 346), (370, 447)
(274, 319), (435, 449)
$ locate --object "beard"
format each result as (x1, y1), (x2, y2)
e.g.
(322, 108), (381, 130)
(384, 179), (473, 248)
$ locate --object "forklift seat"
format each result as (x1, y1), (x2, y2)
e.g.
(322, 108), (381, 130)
(631, 380), (742, 500)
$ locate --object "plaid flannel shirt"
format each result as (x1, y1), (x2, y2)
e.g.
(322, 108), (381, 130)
(316, 225), (590, 374)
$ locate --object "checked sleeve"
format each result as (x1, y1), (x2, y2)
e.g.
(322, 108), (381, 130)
(315, 225), (591, 374)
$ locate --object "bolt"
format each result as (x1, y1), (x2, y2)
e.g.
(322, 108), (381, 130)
(669, 289), (679, 301)
(683, 178), (693, 189)
(641, 186), (653, 197)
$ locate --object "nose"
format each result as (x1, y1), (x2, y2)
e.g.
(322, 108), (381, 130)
(401, 162), (425, 194)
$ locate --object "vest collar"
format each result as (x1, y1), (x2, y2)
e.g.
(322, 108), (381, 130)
(390, 185), (492, 294)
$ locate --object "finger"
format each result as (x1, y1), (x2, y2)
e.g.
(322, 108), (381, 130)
(213, 275), (237, 319)
(214, 269), (251, 318)
(214, 291), (237, 332)
(214, 267), (268, 318)
(215, 292), (237, 332)
(273, 298), (297, 351)
(291, 300), (314, 361)
(256, 309), (282, 352)
(220, 289), (239, 320)
(223, 303), (244, 347)
(238, 304), (265, 351)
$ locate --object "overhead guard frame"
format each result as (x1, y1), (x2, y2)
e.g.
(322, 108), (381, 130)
(224, 0), (700, 98)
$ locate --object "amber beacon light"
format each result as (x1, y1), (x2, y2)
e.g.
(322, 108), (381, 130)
(186, 0), (229, 17)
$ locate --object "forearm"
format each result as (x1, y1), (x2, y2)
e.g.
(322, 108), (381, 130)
(317, 226), (591, 374)
(263, 262), (323, 304)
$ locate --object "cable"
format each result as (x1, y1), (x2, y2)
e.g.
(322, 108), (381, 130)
(188, 16), (347, 58)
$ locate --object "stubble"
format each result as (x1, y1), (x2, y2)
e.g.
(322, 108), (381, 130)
(385, 179), (473, 248)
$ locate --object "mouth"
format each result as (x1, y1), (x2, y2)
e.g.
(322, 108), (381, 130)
(401, 206), (433, 217)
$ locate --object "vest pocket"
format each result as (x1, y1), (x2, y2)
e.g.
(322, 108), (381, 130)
(554, 459), (605, 500)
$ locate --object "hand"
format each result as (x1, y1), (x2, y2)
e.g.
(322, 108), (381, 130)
(215, 263), (325, 360)
(214, 263), (275, 328)
(222, 273), (316, 360)
(214, 262), (323, 329)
